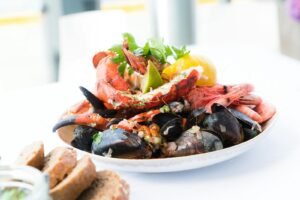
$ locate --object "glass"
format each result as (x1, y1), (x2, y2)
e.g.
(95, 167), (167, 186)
(0, 165), (51, 200)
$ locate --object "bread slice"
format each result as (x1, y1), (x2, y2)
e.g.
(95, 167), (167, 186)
(77, 170), (130, 200)
(15, 141), (44, 170)
(50, 155), (97, 200)
(42, 147), (77, 188)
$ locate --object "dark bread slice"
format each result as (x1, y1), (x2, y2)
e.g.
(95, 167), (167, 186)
(77, 170), (130, 200)
(15, 141), (44, 170)
(42, 147), (77, 188)
(50, 155), (97, 200)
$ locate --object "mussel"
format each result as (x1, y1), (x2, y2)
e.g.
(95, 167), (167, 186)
(202, 104), (244, 147)
(201, 130), (223, 152)
(163, 126), (205, 157)
(162, 126), (223, 157)
(187, 108), (207, 127)
(243, 128), (260, 141)
(71, 125), (98, 152)
(79, 86), (117, 118)
(152, 113), (183, 141)
(228, 108), (262, 132)
(168, 101), (185, 113)
(91, 128), (152, 159)
(228, 108), (262, 141)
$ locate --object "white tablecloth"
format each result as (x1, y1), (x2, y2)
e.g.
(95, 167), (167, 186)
(0, 45), (300, 200)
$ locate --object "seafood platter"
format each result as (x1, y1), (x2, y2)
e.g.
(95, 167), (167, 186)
(53, 33), (277, 172)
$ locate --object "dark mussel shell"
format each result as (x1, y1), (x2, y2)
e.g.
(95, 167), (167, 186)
(203, 104), (244, 147)
(187, 108), (207, 127)
(152, 113), (183, 141)
(71, 125), (99, 152)
(163, 126), (205, 157)
(243, 128), (260, 141)
(228, 108), (262, 133)
(79, 86), (117, 118)
(162, 126), (223, 157)
(200, 130), (223, 152)
(91, 128), (152, 159)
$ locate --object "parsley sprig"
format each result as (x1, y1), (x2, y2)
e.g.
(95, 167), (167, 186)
(109, 33), (190, 65)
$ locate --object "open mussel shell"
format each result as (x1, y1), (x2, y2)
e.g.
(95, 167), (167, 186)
(202, 104), (244, 147)
(243, 128), (260, 141)
(91, 128), (152, 159)
(79, 86), (117, 118)
(163, 126), (205, 157)
(162, 126), (223, 157)
(168, 101), (184, 113)
(228, 108), (262, 133)
(187, 108), (207, 127)
(71, 125), (98, 152)
(200, 130), (223, 152)
(152, 113), (183, 141)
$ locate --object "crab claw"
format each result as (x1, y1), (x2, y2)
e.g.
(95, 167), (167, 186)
(92, 51), (108, 68)
(52, 113), (108, 132)
(79, 86), (117, 118)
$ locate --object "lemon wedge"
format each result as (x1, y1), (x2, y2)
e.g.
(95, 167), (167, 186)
(162, 55), (217, 86)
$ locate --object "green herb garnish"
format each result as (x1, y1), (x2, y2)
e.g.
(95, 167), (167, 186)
(160, 105), (171, 113)
(109, 44), (125, 63)
(117, 62), (127, 77)
(109, 33), (190, 65)
(122, 33), (139, 51)
(92, 132), (103, 144)
(127, 66), (134, 75)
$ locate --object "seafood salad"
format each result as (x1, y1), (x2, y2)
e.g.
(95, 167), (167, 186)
(53, 33), (276, 159)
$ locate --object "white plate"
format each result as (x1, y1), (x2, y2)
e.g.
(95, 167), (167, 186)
(57, 112), (277, 173)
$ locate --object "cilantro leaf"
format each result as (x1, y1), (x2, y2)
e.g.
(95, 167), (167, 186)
(167, 45), (190, 60)
(127, 66), (134, 75)
(109, 33), (190, 66)
(92, 132), (103, 144)
(148, 38), (167, 63)
(123, 33), (139, 51)
(118, 62), (127, 77)
(159, 105), (170, 113)
(109, 44), (125, 63)
(142, 41), (150, 55)
(133, 47), (144, 56)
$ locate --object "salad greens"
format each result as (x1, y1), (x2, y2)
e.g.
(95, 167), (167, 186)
(110, 33), (190, 65)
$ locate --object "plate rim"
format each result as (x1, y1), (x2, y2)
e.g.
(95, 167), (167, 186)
(55, 108), (278, 170)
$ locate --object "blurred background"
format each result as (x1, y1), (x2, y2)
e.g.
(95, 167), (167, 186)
(0, 0), (299, 93)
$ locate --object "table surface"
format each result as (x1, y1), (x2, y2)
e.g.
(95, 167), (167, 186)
(1, 45), (300, 200)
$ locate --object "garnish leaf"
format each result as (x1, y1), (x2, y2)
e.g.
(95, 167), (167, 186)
(167, 45), (190, 60)
(127, 66), (134, 75)
(109, 33), (191, 66)
(160, 105), (170, 113)
(92, 132), (103, 144)
(109, 44), (125, 63)
(133, 47), (144, 56)
(142, 41), (150, 55)
(123, 33), (139, 51)
(118, 62), (127, 77)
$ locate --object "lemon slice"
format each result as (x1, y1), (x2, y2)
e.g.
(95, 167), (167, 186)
(141, 61), (164, 93)
(162, 55), (217, 86)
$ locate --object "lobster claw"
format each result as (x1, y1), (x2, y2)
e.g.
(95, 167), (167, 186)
(52, 113), (108, 132)
(79, 86), (117, 118)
